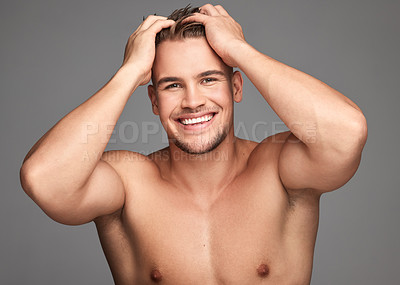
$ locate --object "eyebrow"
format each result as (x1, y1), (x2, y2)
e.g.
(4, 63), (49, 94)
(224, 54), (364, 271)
(156, 76), (181, 87)
(197, 70), (226, 78)
(156, 70), (227, 87)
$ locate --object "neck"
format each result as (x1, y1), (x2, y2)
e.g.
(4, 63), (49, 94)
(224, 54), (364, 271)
(167, 132), (241, 205)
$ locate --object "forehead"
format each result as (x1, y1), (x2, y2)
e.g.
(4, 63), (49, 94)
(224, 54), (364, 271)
(152, 38), (227, 81)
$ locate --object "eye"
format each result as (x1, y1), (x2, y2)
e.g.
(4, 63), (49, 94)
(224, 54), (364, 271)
(165, 83), (181, 89)
(201, 78), (217, 84)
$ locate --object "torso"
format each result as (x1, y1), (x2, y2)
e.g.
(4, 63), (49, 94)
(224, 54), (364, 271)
(94, 132), (321, 285)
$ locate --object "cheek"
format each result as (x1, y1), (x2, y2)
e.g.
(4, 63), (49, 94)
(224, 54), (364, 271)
(157, 95), (178, 119)
(209, 85), (234, 106)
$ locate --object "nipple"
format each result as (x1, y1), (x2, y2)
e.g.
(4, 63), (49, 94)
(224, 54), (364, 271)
(257, 263), (270, 278)
(150, 269), (163, 283)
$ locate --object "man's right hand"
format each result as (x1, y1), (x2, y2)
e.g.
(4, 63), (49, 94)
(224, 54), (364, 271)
(122, 16), (175, 86)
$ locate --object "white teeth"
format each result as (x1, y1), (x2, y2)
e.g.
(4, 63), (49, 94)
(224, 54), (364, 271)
(180, 114), (214, 125)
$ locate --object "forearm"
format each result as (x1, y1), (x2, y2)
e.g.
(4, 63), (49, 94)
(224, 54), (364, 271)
(235, 43), (367, 150)
(21, 65), (140, 194)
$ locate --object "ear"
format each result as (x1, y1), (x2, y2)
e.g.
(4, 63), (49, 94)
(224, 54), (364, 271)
(147, 85), (159, 115)
(231, 71), (243, 103)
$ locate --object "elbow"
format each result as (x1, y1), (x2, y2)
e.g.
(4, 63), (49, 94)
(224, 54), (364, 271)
(320, 111), (368, 157)
(335, 112), (368, 156)
(20, 161), (52, 213)
(20, 160), (42, 199)
(20, 157), (56, 199)
(20, 163), (90, 226)
(20, 161), (76, 224)
(349, 112), (368, 151)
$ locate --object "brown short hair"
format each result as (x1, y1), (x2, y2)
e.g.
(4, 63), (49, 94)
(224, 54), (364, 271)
(152, 5), (233, 84)
(155, 5), (204, 47)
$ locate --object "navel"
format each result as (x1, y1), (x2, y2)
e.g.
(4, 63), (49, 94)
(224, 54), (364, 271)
(257, 263), (270, 278)
(150, 268), (163, 283)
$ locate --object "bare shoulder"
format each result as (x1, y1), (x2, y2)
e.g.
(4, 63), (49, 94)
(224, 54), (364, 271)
(236, 132), (290, 195)
(232, 132), (292, 174)
(247, 131), (292, 166)
(94, 150), (161, 224)
(101, 150), (148, 167)
(98, 150), (163, 206)
(101, 150), (160, 178)
(244, 131), (319, 205)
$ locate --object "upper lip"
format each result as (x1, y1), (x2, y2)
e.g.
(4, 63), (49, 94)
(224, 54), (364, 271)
(175, 111), (217, 121)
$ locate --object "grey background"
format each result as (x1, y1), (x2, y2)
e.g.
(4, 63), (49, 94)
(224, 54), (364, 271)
(1, 0), (398, 284)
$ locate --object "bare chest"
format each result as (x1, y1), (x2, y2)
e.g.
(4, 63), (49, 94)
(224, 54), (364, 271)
(96, 176), (317, 284)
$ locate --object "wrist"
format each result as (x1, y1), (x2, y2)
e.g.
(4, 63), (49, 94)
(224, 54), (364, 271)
(228, 41), (260, 69)
(114, 64), (143, 95)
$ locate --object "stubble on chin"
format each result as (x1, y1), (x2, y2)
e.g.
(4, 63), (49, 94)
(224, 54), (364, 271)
(171, 123), (230, 155)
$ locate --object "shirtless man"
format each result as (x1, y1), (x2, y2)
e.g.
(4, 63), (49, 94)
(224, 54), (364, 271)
(20, 4), (367, 285)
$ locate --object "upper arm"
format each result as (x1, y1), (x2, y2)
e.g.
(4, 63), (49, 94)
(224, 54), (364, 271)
(278, 131), (365, 194)
(42, 151), (126, 225)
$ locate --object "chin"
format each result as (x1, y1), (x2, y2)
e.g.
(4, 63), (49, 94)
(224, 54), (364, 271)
(172, 126), (229, 155)
(174, 140), (220, 155)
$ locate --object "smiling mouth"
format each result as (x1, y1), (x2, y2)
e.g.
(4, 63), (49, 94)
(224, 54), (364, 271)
(178, 113), (215, 126)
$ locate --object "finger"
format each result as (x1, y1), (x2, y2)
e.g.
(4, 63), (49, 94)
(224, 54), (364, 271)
(199, 4), (220, 16)
(181, 13), (208, 25)
(147, 18), (175, 34)
(133, 15), (167, 35)
(141, 15), (169, 30)
(214, 5), (230, 16)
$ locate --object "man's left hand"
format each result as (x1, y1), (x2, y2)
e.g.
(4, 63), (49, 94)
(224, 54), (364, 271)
(184, 4), (247, 67)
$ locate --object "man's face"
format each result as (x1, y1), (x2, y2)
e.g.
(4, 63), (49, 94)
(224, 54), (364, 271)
(148, 37), (242, 155)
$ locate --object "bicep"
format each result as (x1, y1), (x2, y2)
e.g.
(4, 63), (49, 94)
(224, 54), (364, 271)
(76, 158), (125, 223)
(45, 153), (125, 225)
(278, 132), (362, 194)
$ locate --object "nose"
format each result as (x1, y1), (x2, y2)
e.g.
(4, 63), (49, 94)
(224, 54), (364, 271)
(181, 84), (206, 110)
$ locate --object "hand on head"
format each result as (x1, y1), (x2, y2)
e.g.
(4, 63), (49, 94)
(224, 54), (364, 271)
(122, 15), (175, 86)
(183, 4), (246, 67)
(121, 4), (246, 87)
